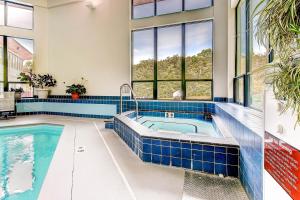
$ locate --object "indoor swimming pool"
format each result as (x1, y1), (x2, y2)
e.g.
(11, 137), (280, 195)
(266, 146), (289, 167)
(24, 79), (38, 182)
(0, 124), (63, 200)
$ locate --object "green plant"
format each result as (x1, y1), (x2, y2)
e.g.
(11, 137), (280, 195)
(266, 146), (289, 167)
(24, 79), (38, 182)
(10, 87), (24, 93)
(254, 0), (300, 125)
(254, 0), (300, 55)
(65, 77), (87, 95)
(265, 58), (300, 125)
(66, 84), (86, 95)
(18, 70), (57, 89)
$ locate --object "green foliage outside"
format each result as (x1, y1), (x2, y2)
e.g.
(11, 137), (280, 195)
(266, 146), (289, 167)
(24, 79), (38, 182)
(132, 49), (213, 99)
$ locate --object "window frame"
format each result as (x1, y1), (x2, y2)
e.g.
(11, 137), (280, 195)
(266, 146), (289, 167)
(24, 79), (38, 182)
(234, 0), (271, 110)
(0, 0), (34, 30)
(131, 19), (214, 101)
(0, 35), (34, 97)
(131, 0), (213, 20)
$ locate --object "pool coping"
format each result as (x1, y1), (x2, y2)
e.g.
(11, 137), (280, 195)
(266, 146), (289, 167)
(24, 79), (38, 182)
(115, 111), (238, 147)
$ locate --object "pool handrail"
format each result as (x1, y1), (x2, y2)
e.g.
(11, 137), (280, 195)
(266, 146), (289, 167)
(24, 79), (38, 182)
(120, 83), (138, 121)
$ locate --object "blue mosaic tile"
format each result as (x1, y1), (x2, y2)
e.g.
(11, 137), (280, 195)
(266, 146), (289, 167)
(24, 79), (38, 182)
(215, 164), (227, 176)
(143, 144), (151, 154)
(152, 155), (161, 164)
(162, 147), (171, 156)
(142, 153), (151, 162)
(192, 160), (203, 171)
(171, 141), (180, 148)
(227, 154), (239, 166)
(182, 159), (192, 169)
(161, 156), (170, 166)
(203, 145), (214, 152)
(171, 157), (181, 167)
(203, 162), (214, 173)
(182, 149), (192, 159)
(215, 153), (226, 164)
(215, 146), (226, 153)
(227, 147), (239, 154)
(171, 147), (181, 158)
(182, 143), (191, 149)
(192, 144), (203, 151)
(203, 151), (214, 162)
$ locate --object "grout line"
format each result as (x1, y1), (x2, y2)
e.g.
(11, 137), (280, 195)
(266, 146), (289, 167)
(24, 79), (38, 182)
(93, 122), (137, 200)
(70, 126), (77, 200)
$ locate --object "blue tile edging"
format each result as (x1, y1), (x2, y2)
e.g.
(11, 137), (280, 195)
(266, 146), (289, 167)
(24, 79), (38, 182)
(215, 103), (263, 200)
(17, 111), (113, 119)
(113, 116), (240, 177)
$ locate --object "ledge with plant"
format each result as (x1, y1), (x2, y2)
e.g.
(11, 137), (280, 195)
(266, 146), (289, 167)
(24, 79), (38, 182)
(18, 70), (57, 99)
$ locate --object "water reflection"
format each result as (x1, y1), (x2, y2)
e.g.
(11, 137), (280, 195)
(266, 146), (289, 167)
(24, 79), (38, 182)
(0, 135), (34, 199)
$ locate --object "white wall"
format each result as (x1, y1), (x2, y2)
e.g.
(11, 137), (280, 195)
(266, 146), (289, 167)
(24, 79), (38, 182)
(5, 0), (233, 98)
(47, 0), (130, 96)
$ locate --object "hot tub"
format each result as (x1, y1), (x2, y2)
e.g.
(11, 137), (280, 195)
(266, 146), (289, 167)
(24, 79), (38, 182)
(113, 111), (240, 177)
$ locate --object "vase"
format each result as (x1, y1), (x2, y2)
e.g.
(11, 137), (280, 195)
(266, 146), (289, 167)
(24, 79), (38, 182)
(72, 93), (80, 100)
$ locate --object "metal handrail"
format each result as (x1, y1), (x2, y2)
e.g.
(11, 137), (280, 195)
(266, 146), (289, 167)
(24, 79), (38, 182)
(120, 83), (138, 121)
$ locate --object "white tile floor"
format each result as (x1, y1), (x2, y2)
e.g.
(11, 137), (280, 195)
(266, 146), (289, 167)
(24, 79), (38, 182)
(0, 115), (185, 200)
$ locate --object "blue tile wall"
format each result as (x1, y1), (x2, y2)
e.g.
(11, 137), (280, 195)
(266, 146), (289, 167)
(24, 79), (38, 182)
(114, 117), (239, 177)
(17, 98), (216, 120)
(215, 105), (263, 200)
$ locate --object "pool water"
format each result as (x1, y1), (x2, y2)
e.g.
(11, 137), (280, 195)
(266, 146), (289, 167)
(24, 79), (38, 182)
(0, 125), (63, 200)
(137, 116), (220, 137)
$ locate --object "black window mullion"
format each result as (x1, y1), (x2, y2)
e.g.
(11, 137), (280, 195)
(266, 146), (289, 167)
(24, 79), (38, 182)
(244, 0), (250, 107)
(154, 28), (158, 99)
(181, 24), (186, 100)
(3, 36), (8, 91)
(154, 0), (157, 16)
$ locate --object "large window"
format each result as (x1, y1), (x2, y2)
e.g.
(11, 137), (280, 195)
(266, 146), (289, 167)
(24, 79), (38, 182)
(0, 36), (34, 97)
(132, 20), (213, 100)
(235, 0), (269, 110)
(0, 1), (33, 30)
(132, 0), (213, 19)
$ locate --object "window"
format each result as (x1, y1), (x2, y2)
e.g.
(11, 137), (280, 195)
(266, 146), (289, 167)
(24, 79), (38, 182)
(249, 0), (268, 110)
(132, 0), (213, 19)
(0, 1), (33, 30)
(234, 0), (269, 109)
(0, 1), (4, 26)
(132, 0), (154, 19)
(157, 25), (182, 99)
(185, 0), (212, 11)
(185, 21), (213, 100)
(132, 28), (154, 98)
(156, 0), (182, 16)
(132, 20), (213, 100)
(0, 36), (34, 97)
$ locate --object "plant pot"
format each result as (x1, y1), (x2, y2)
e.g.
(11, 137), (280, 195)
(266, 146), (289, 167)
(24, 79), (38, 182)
(36, 89), (49, 99)
(14, 92), (22, 100)
(72, 93), (80, 100)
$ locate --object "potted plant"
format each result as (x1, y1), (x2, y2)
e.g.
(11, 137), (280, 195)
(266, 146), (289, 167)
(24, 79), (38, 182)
(65, 78), (87, 100)
(254, 0), (300, 124)
(66, 84), (87, 100)
(18, 70), (57, 99)
(9, 87), (24, 100)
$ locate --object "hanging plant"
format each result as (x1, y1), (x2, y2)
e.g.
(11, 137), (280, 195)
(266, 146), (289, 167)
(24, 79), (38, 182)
(254, 0), (300, 125)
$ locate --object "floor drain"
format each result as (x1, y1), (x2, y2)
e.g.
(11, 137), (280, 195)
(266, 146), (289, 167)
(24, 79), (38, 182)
(77, 146), (85, 152)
